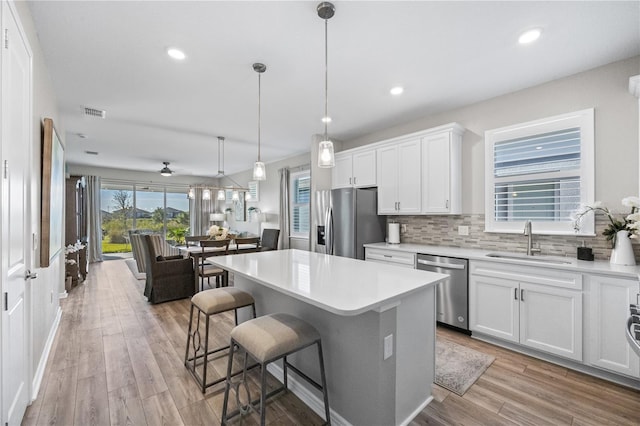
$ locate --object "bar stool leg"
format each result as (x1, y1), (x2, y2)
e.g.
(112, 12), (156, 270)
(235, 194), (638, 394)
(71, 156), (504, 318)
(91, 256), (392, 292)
(184, 304), (195, 365)
(283, 356), (288, 391)
(317, 340), (331, 425)
(221, 338), (236, 425)
(259, 362), (268, 426)
(201, 314), (210, 393)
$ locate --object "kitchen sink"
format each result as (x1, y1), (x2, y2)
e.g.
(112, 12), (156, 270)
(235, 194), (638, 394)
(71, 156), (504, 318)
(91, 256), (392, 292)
(485, 252), (574, 265)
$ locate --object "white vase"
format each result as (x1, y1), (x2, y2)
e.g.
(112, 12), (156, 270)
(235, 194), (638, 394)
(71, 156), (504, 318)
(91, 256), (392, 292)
(610, 230), (636, 266)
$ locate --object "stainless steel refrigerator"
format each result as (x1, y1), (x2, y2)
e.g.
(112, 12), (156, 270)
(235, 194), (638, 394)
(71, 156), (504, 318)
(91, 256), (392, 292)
(314, 187), (386, 260)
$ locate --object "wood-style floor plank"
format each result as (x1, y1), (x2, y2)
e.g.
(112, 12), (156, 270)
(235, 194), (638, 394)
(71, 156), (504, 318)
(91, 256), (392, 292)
(22, 258), (640, 426)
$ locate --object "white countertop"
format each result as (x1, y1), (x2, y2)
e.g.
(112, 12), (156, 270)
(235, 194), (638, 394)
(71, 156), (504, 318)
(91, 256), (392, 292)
(364, 242), (640, 279)
(209, 249), (447, 316)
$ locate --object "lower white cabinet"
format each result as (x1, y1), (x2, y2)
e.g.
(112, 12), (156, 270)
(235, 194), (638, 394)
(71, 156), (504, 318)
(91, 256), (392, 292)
(470, 261), (583, 361)
(585, 274), (640, 378)
(364, 247), (416, 269)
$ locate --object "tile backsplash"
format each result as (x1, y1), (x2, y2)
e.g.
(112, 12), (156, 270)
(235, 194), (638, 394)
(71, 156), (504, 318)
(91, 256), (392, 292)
(387, 214), (640, 262)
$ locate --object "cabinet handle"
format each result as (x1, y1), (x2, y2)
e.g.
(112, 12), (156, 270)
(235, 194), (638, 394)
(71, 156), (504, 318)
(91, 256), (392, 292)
(521, 289), (524, 302)
(397, 202), (400, 211)
(446, 199), (449, 209)
(349, 177), (352, 185)
(514, 288), (518, 300)
(354, 177), (357, 185)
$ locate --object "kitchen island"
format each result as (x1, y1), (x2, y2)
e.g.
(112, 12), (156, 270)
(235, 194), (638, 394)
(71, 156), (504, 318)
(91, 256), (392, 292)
(209, 249), (447, 426)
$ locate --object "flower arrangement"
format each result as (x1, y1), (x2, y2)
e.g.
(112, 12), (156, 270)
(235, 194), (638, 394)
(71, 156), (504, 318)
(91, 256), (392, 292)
(207, 225), (229, 240)
(64, 241), (85, 265)
(572, 196), (640, 247)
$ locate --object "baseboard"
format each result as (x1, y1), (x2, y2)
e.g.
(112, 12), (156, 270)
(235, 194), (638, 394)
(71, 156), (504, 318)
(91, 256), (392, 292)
(266, 363), (351, 426)
(31, 306), (62, 401)
(399, 395), (433, 426)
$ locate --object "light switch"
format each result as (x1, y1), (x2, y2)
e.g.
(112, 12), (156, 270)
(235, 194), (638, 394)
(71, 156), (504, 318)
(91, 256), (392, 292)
(458, 226), (469, 236)
(383, 334), (393, 360)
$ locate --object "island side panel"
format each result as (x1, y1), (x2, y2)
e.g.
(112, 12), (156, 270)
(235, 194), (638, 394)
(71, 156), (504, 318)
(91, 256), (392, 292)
(395, 285), (435, 424)
(234, 274), (398, 425)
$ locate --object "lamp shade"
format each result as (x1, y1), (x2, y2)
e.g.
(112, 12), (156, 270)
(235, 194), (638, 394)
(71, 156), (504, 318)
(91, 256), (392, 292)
(217, 189), (226, 200)
(210, 213), (226, 222)
(202, 189), (211, 200)
(318, 140), (335, 168)
(253, 161), (266, 181)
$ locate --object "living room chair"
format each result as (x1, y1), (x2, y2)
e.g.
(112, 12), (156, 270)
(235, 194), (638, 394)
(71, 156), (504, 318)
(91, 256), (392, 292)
(259, 228), (280, 251)
(198, 239), (230, 290)
(142, 234), (195, 304)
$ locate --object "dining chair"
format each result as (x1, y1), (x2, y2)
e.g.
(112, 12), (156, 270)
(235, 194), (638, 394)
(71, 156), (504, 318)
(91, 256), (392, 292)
(233, 236), (261, 253)
(259, 229), (280, 251)
(197, 239), (230, 290)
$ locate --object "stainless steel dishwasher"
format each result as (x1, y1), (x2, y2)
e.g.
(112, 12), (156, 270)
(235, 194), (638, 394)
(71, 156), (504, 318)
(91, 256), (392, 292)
(417, 254), (469, 333)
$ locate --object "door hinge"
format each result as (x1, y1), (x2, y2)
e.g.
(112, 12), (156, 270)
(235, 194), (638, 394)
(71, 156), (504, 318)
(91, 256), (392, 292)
(3, 160), (7, 179)
(4, 29), (8, 49)
(4, 292), (7, 311)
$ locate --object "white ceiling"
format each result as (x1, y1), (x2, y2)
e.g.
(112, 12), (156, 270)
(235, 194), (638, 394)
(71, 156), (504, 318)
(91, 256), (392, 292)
(27, 1), (640, 178)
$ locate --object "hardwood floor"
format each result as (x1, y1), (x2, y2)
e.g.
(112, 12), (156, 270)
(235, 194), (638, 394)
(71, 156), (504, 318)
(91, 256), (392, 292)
(23, 259), (640, 425)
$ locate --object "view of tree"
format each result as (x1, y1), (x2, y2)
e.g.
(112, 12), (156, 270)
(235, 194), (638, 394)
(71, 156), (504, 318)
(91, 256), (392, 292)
(112, 190), (132, 228)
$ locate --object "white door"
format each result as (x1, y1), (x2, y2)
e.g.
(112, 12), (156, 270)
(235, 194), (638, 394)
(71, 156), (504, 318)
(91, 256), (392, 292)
(376, 144), (399, 214)
(469, 275), (519, 343)
(1, 2), (32, 425)
(352, 150), (376, 187)
(331, 154), (353, 189)
(396, 139), (422, 214)
(519, 282), (583, 361)
(422, 132), (451, 213)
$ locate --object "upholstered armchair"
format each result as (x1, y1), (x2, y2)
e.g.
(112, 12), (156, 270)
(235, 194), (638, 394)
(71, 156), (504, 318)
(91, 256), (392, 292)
(142, 234), (194, 304)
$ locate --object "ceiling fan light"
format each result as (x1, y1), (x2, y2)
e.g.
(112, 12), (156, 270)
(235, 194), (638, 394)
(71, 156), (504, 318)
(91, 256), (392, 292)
(217, 189), (226, 200)
(160, 161), (173, 176)
(253, 161), (266, 181)
(318, 140), (335, 168)
(202, 189), (211, 200)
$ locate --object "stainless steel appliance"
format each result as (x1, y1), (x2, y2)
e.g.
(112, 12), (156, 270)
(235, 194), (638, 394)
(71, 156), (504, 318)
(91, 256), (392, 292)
(417, 254), (469, 332)
(315, 187), (386, 260)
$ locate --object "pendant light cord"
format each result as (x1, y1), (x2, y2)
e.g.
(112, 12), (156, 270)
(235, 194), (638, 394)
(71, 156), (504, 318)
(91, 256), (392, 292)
(258, 72), (261, 161)
(324, 18), (329, 138)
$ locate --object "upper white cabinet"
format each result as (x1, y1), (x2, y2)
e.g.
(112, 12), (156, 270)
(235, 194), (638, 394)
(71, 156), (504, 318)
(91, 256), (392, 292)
(377, 138), (422, 214)
(469, 261), (583, 361)
(585, 274), (640, 378)
(332, 149), (376, 189)
(421, 125), (464, 214)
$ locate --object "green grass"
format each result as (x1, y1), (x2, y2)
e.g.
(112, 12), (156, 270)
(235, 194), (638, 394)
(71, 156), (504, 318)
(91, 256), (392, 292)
(102, 242), (131, 253)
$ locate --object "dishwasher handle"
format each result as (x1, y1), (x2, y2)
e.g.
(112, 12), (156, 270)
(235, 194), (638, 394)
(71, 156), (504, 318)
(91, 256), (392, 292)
(417, 259), (466, 270)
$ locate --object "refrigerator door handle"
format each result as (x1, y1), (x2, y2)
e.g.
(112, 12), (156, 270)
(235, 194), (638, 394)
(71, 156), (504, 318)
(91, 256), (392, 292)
(326, 204), (334, 255)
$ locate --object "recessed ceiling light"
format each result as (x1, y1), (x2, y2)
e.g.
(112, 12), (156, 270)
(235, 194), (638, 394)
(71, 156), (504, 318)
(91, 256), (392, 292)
(322, 116), (332, 123)
(518, 29), (541, 44)
(167, 47), (186, 60)
(390, 86), (404, 95)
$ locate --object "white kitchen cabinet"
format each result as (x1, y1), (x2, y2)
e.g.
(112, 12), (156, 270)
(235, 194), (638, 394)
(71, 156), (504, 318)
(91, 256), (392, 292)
(365, 247), (416, 269)
(469, 261), (583, 361)
(376, 138), (421, 214)
(332, 149), (376, 189)
(421, 126), (464, 214)
(585, 274), (640, 378)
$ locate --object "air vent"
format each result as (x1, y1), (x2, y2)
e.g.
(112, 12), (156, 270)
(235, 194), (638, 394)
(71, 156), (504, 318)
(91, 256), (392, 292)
(85, 150), (99, 155)
(83, 107), (106, 119)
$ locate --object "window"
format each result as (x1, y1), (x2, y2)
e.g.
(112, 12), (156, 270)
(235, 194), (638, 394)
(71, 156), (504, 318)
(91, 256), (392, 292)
(485, 109), (594, 235)
(290, 170), (311, 238)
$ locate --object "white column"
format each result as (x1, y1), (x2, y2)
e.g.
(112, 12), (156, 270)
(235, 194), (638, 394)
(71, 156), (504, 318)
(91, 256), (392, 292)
(629, 75), (640, 193)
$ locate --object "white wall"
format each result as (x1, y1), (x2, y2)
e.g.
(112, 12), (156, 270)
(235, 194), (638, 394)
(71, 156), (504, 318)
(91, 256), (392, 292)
(343, 56), (640, 214)
(14, 0), (64, 396)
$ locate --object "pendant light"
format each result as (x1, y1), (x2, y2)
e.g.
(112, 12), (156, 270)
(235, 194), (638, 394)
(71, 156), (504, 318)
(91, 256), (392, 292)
(317, 2), (335, 168)
(252, 63), (267, 181)
(216, 136), (227, 201)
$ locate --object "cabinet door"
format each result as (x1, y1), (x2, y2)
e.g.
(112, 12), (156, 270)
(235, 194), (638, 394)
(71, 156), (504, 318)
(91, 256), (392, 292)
(396, 139), (422, 214)
(352, 150), (376, 187)
(586, 275), (640, 377)
(376, 144), (399, 214)
(469, 275), (519, 343)
(519, 282), (583, 361)
(332, 154), (353, 189)
(422, 132), (451, 213)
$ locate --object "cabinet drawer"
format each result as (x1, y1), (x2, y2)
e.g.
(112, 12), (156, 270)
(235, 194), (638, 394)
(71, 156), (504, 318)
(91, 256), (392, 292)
(470, 260), (582, 290)
(365, 248), (416, 269)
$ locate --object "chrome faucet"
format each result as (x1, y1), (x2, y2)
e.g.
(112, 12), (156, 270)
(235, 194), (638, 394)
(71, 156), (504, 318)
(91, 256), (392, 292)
(523, 220), (541, 256)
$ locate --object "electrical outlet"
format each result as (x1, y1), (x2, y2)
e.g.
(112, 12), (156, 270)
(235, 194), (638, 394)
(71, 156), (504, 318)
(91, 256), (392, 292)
(401, 224), (407, 233)
(458, 225), (469, 236)
(383, 334), (393, 360)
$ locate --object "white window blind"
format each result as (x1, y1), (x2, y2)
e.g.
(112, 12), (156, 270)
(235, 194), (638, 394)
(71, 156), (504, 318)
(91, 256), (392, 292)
(485, 109), (594, 235)
(290, 171), (310, 237)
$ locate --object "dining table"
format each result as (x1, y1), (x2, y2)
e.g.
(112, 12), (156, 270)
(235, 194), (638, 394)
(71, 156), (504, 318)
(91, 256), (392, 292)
(175, 240), (260, 292)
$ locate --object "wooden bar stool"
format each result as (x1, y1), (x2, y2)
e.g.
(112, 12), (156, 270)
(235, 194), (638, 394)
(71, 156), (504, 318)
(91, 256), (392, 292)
(184, 287), (256, 393)
(221, 313), (331, 425)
